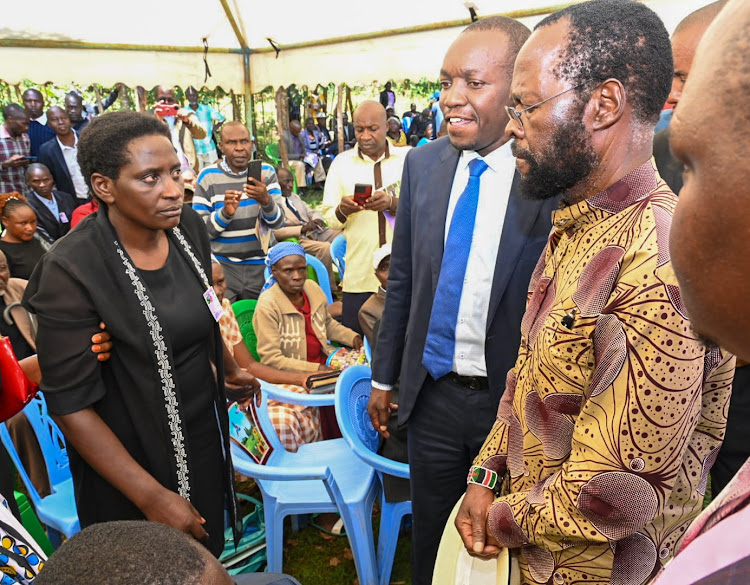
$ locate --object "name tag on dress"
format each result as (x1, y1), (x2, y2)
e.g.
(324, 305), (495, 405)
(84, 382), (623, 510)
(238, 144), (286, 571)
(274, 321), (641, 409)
(59, 212), (68, 223)
(203, 287), (223, 322)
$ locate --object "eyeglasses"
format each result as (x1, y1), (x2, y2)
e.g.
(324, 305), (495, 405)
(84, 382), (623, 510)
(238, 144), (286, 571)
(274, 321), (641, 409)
(505, 83), (584, 128)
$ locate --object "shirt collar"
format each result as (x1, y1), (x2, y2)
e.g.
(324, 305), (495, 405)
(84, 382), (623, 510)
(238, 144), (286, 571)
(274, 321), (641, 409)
(56, 132), (78, 151)
(32, 190), (54, 202)
(551, 159), (659, 233)
(31, 113), (47, 125)
(357, 141), (390, 163)
(459, 140), (514, 173)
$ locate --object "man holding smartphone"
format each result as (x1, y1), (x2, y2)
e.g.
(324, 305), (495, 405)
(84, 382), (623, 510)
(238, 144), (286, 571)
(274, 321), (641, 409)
(320, 100), (409, 334)
(0, 104), (31, 195)
(193, 121), (285, 301)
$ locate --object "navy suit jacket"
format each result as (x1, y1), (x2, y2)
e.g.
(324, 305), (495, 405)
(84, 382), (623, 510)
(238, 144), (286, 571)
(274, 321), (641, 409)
(372, 137), (558, 424)
(27, 189), (77, 243)
(38, 136), (83, 204)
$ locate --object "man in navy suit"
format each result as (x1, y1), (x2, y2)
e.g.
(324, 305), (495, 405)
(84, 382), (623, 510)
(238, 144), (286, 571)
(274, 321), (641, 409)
(25, 163), (76, 243)
(368, 16), (558, 583)
(39, 107), (89, 205)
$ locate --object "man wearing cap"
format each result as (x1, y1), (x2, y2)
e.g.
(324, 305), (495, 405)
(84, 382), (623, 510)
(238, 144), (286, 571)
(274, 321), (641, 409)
(315, 113), (336, 157)
(358, 243), (390, 345)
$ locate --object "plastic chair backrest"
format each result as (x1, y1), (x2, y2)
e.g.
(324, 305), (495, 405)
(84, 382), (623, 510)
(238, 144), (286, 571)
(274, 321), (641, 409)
(232, 299), (261, 361)
(305, 255), (333, 304)
(330, 234), (346, 280)
(265, 143), (282, 165)
(335, 366), (409, 478)
(21, 395), (70, 488)
(0, 395), (70, 506)
(263, 253), (333, 305)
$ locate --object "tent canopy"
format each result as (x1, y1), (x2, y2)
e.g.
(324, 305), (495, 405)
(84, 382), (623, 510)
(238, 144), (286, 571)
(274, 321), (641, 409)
(1, 0), (711, 92)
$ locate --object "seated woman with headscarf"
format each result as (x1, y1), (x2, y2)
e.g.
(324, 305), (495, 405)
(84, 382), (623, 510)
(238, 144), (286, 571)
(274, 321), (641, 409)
(253, 242), (362, 439)
(212, 257), (322, 452)
(386, 117), (407, 147)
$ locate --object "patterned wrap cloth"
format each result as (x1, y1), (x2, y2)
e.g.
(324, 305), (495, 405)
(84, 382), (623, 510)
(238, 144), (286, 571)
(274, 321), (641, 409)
(218, 297), (321, 452)
(473, 160), (735, 585)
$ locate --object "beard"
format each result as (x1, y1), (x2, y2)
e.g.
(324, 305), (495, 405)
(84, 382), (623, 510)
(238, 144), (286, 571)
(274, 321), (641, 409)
(511, 115), (599, 203)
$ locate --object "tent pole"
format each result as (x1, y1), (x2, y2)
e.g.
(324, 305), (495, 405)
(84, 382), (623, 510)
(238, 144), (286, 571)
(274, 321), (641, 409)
(0, 39), (241, 53)
(250, 2), (577, 54)
(243, 52), (254, 136)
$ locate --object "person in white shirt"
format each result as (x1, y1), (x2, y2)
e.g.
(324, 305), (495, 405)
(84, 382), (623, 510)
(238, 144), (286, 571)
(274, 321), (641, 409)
(39, 107), (90, 205)
(367, 16), (558, 584)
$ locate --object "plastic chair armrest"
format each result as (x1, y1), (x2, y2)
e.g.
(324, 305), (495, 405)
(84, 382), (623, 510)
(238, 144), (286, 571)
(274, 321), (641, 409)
(231, 449), (331, 482)
(261, 382), (336, 407)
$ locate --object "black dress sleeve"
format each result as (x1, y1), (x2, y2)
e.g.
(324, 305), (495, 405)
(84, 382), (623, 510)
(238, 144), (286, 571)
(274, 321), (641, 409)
(23, 254), (106, 416)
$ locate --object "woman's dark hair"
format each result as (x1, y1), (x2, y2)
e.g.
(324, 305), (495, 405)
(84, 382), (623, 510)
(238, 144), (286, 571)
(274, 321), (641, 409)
(77, 111), (172, 194)
(0, 192), (33, 222)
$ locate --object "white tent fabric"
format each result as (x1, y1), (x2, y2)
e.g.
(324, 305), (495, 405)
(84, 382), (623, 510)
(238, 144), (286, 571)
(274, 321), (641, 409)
(1, 0), (713, 91)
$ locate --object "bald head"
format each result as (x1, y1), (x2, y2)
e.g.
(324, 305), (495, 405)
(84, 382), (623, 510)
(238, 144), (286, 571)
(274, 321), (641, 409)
(668, 1), (728, 106)
(675, 0), (728, 35)
(353, 100), (387, 159)
(669, 0), (749, 358)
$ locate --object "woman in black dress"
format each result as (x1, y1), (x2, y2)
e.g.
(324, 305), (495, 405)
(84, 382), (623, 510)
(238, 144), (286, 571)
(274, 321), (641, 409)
(23, 112), (257, 556)
(0, 193), (46, 280)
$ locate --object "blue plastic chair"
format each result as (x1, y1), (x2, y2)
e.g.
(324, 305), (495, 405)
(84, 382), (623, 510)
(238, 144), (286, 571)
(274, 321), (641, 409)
(0, 394), (80, 547)
(264, 252), (334, 305)
(230, 381), (379, 584)
(335, 366), (411, 585)
(330, 234), (346, 281)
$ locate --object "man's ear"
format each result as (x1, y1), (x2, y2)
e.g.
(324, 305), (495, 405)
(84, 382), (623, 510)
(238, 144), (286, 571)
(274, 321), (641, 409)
(590, 78), (626, 131)
(91, 173), (115, 206)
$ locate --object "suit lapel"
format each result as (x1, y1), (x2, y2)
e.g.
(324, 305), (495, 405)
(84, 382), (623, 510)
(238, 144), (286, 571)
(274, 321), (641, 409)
(54, 141), (73, 184)
(429, 142), (461, 292)
(486, 171), (544, 332)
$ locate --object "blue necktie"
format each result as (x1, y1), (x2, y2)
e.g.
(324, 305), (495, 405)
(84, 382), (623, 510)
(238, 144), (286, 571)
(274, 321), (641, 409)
(422, 158), (489, 380)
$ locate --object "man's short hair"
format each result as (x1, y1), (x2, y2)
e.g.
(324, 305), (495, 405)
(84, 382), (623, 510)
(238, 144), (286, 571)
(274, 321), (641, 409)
(33, 521), (207, 585)
(536, 0), (673, 126)
(2, 103), (27, 120)
(25, 162), (50, 180)
(77, 111), (171, 194)
(463, 15), (532, 72)
(219, 120), (250, 142)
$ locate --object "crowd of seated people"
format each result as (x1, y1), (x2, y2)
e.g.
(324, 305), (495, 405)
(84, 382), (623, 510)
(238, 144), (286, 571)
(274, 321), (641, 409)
(5, 2), (750, 584)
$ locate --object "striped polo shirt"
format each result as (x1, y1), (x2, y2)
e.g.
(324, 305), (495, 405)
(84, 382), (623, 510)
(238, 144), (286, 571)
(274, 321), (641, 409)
(192, 161), (284, 265)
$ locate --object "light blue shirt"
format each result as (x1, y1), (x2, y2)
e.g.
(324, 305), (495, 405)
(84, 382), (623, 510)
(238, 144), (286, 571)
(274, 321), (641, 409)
(191, 104), (226, 155)
(32, 191), (60, 222)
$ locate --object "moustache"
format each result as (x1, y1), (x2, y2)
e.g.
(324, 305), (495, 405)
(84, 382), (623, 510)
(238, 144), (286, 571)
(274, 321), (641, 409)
(510, 141), (534, 162)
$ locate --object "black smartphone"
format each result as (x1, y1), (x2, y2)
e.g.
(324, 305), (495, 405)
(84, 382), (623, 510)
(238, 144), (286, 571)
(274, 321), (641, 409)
(23, 156), (38, 163)
(353, 183), (372, 205)
(247, 160), (262, 184)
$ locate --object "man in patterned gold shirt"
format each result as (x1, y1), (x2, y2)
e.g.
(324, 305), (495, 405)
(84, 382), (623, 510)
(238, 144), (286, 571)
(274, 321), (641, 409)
(455, 1), (736, 584)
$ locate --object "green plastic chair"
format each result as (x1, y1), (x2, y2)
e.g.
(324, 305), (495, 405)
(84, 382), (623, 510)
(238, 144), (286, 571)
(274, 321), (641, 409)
(14, 491), (54, 555)
(232, 299), (261, 361)
(265, 144), (298, 193)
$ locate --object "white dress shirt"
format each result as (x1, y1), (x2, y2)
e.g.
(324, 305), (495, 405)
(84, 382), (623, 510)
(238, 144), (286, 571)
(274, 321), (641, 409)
(370, 141), (517, 391)
(445, 142), (516, 377)
(57, 134), (89, 200)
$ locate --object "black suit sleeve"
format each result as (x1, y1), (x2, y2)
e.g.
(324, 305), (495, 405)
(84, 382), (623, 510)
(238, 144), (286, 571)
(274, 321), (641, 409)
(371, 152), (414, 386)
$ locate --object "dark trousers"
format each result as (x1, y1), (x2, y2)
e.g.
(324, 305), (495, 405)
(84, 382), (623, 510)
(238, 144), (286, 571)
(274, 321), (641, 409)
(342, 292), (371, 336)
(406, 375), (498, 585)
(712, 365), (750, 495)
